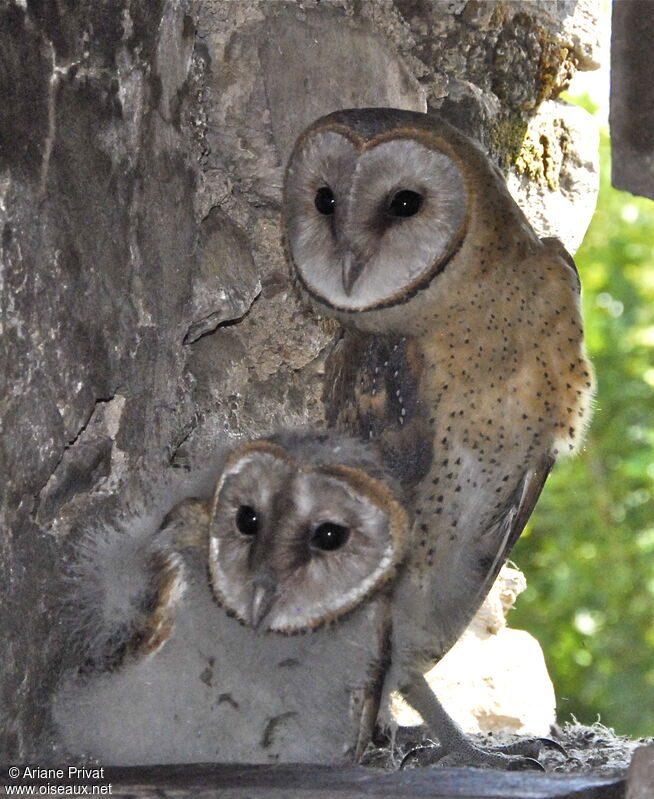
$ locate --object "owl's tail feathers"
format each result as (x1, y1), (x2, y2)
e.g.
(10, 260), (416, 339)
(61, 514), (187, 674)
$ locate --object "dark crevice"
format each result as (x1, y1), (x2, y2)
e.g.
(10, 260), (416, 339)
(167, 413), (202, 468)
(30, 395), (117, 520)
(183, 290), (262, 345)
(64, 395), (116, 449)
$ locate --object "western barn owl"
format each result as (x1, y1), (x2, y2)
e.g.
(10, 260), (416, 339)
(283, 107), (593, 767)
(53, 431), (409, 765)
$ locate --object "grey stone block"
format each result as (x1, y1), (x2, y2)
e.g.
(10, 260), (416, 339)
(627, 744), (654, 799)
(260, 8), (426, 166)
(611, 0), (654, 201)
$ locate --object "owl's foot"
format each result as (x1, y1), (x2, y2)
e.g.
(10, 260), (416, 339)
(399, 674), (566, 771)
(401, 736), (566, 770)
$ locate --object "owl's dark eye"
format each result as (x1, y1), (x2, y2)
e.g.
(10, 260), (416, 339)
(314, 186), (335, 216)
(311, 522), (350, 551)
(236, 505), (259, 536)
(388, 189), (423, 218)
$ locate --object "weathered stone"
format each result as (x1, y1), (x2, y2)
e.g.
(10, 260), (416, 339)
(502, 0), (603, 70)
(1, 0), (200, 761)
(34, 396), (129, 536)
(610, 0), (654, 201)
(627, 744), (654, 799)
(183, 208), (261, 344)
(507, 99), (600, 254)
(260, 8), (427, 166)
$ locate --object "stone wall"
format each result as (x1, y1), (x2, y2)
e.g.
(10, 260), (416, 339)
(611, 0), (654, 201)
(0, 0), (602, 762)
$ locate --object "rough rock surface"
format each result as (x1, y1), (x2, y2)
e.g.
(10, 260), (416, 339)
(507, 99), (600, 254)
(1, 0), (602, 763)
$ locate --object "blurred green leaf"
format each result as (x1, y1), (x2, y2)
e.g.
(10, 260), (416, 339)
(511, 104), (654, 737)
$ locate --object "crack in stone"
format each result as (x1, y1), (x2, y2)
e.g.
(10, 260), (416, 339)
(31, 395), (117, 520)
(64, 395), (116, 450)
(183, 289), (261, 345)
(168, 412), (201, 467)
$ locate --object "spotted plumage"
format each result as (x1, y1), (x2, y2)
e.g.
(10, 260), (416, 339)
(283, 108), (594, 767)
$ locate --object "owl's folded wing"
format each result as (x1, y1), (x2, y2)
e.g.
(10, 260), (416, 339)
(469, 452), (555, 617)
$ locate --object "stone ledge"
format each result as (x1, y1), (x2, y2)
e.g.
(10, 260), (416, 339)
(2, 764), (626, 799)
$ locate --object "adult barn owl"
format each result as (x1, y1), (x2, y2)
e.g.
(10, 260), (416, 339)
(283, 108), (593, 767)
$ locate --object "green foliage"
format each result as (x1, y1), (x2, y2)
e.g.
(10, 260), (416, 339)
(511, 99), (654, 737)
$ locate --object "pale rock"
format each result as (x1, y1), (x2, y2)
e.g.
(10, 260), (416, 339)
(508, 99), (600, 255)
(391, 566), (557, 736)
(504, 0), (604, 70)
(260, 9), (427, 166)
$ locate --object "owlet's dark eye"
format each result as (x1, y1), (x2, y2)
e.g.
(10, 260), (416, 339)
(236, 505), (259, 536)
(314, 186), (335, 216)
(388, 189), (423, 218)
(311, 522), (350, 552)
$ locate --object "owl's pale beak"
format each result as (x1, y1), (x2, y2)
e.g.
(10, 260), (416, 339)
(249, 576), (276, 630)
(342, 251), (364, 296)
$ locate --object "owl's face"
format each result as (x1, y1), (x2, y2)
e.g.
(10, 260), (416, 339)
(208, 439), (408, 633)
(284, 109), (469, 313)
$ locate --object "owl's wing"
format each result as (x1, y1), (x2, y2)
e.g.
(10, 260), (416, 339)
(470, 452), (555, 612)
(324, 330), (434, 488)
(65, 511), (190, 673)
(412, 451), (556, 662)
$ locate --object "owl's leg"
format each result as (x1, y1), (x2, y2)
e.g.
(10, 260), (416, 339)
(400, 674), (564, 770)
(352, 689), (379, 762)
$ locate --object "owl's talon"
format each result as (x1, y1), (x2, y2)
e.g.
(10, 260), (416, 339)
(399, 676), (565, 771)
(399, 744), (444, 769)
(537, 737), (568, 756)
(506, 756), (546, 772)
(401, 743), (549, 771)
(490, 736), (567, 759)
(399, 733), (569, 771)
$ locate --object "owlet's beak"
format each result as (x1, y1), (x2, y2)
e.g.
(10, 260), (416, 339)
(248, 575), (277, 630)
(342, 251), (365, 296)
